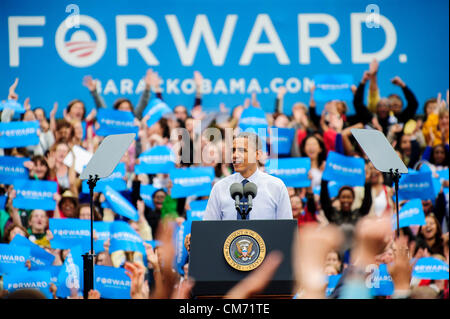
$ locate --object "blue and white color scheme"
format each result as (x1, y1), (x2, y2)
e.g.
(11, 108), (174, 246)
(103, 185), (139, 221)
(143, 98), (173, 127)
(265, 157), (311, 188)
(10, 234), (55, 269)
(169, 166), (215, 198)
(0, 244), (29, 275)
(0, 156), (29, 184)
(56, 245), (83, 298)
(95, 108), (139, 137)
(95, 265), (131, 299)
(412, 257), (449, 280)
(392, 198), (426, 230)
(313, 74), (354, 102)
(322, 151), (366, 187)
(135, 145), (176, 174)
(3, 270), (53, 299)
(2, 0), (447, 117)
(49, 218), (91, 252)
(108, 221), (146, 255)
(12, 179), (57, 211)
(0, 121), (40, 148)
(186, 199), (208, 221)
(398, 170), (436, 201)
(269, 127), (295, 155)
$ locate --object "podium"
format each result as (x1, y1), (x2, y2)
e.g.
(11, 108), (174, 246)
(189, 219), (297, 297)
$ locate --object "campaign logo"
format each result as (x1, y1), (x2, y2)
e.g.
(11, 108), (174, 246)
(55, 15), (107, 67)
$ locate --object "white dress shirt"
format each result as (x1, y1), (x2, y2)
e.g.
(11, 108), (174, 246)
(203, 168), (293, 220)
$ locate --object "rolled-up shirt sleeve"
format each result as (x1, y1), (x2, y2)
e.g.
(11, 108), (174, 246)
(203, 183), (222, 220)
(275, 180), (293, 219)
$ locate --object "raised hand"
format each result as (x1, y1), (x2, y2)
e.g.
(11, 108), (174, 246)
(82, 75), (97, 91)
(8, 78), (19, 100)
(194, 71), (203, 93)
(369, 58), (379, 76)
(391, 76), (406, 88)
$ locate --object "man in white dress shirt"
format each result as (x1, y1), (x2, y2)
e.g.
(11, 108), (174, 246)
(203, 132), (293, 220)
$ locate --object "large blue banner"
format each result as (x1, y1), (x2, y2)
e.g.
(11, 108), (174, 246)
(0, 156), (29, 185)
(12, 179), (58, 211)
(1, 0), (447, 117)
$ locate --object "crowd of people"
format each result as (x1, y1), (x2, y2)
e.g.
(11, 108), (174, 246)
(0, 58), (448, 299)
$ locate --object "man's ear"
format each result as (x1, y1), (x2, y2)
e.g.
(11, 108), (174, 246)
(255, 149), (263, 162)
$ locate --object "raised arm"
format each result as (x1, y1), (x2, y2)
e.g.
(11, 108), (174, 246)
(83, 75), (107, 109)
(391, 76), (419, 123)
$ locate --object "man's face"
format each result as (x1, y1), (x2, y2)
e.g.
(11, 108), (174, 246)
(232, 137), (260, 173)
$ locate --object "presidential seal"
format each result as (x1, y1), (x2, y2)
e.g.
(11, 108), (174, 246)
(223, 229), (266, 271)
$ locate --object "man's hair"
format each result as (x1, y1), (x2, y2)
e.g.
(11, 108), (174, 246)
(235, 132), (263, 151)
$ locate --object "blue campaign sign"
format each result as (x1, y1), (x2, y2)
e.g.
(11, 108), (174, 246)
(313, 74), (354, 102)
(95, 108), (139, 137)
(322, 151), (365, 187)
(10, 234), (55, 269)
(0, 244), (30, 275)
(174, 220), (191, 275)
(12, 179), (58, 211)
(412, 257), (449, 280)
(313, 180), (342, 199)
(0, 0), (448, 118)
(186, 199), (208, 221)
(0, 99), (25, 113)
(239, 107), (268, 132)
(398, 170), (436, 201)
(0, 155), (29, 185)
(82, 162), (127, 194)
(135, 145), (176, 174)
(269, 127), (295, 155)
(143, 98), (173, 127)
(94, 221), (112, 253)
(49, 218), (91, 252)
(3, 270), (53, 299)
(56, 245), (83, 298)
(109, 221), (145, 255)
(170, 166), (215, 198)
(392, 198), (426, 230)
(95, 265), (131, 299)
(326, 274), (342, 297)
(0, 121), (40, 148)
(104, 185), (139, 221)
(369, 264), (394, 297)
(433, 168), (449, 196)
(265, 157), (311, 188)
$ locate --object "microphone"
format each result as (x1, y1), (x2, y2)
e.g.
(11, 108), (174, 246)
(230, 183), (244, 214)
(243, 182), (257, 213)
